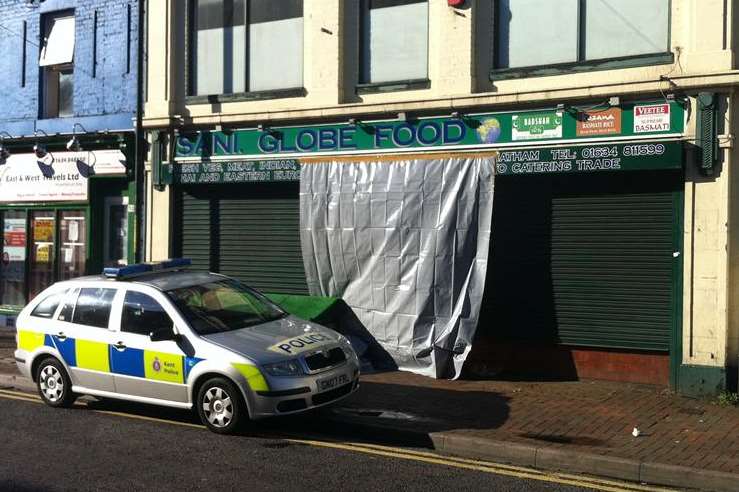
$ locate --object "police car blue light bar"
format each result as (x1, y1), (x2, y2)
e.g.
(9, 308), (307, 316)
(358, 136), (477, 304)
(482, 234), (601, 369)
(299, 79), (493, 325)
(103, 258), (192, 279)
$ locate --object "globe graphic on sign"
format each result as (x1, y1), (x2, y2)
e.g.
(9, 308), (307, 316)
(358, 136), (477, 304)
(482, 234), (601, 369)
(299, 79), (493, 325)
(476, 118), (502, 144)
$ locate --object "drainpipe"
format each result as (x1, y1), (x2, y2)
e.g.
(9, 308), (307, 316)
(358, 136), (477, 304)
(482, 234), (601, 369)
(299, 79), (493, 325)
(134, 0), (146, 263)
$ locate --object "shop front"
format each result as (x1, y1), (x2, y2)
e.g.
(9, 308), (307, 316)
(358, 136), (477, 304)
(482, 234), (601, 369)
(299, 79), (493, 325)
(161, 98), (689, 383)
(0, 146), (132, 325)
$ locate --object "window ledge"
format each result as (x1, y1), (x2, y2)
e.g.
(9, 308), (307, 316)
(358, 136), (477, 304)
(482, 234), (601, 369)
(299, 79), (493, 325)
(490, 52), (675, 81)
(185, 87), (307, 105)
(356, 79), (430, 95)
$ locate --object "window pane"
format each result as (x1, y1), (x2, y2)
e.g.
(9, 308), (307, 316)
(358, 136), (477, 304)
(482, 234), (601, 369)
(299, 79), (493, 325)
(496, 0), (579, 69)
(39, 16), (75, 67)
(59, 211), (86, 281)
(58, 69), (73, 118)
(585, 0), (669, 60)
(248, 0), (303, 91)
(361, 0), (428, 83)
(72, 288), (116, 329)
(57, 289), (79, 323)
(29, 212), (55, 300)
(1, 211), (27, 305)
(31, 290), (66, 319)
(192, 0), (246, 96)
(121, 291), (173, 336)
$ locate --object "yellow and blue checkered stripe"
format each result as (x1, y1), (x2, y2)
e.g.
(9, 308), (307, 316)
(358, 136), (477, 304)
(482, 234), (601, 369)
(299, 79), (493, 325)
(17, 330), (269, 391)
(17, 330), (205, 384)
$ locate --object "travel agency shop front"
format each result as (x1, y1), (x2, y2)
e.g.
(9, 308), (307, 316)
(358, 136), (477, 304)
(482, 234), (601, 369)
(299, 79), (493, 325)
(152, 96), (710, 388)
(0, 136), (135, 326)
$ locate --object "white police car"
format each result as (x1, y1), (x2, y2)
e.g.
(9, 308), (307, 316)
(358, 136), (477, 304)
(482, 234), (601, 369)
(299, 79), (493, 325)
(14, 259), (360, 434)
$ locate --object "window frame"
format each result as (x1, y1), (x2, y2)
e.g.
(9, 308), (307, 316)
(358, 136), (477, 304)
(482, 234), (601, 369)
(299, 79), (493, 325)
(184, 0), (307, 103)
(356, 0), (431, 94)
(490, 0), (673, 81)
(39, 10), (76, 119)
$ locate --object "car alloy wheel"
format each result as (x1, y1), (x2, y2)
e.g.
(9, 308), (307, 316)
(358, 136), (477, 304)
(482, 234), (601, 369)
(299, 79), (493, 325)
(197, 377), (245, 434)
(203, 386), (234, 428)
(35, 357), (76, 408)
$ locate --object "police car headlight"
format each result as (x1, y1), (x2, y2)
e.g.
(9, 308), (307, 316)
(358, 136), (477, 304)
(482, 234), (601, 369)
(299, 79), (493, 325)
(262, 359), (304, 377)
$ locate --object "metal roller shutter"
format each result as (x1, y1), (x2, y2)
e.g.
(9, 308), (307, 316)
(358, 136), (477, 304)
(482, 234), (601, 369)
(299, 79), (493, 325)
(174, 183), (308, 294)
(484, 170), (681, 352)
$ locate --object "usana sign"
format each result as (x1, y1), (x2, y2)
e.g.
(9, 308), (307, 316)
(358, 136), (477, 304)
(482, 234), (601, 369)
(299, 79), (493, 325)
(174, 101), (686, 160)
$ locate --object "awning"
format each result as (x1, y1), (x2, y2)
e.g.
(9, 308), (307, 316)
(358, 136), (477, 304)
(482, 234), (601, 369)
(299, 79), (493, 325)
(39, 16), (75, 67)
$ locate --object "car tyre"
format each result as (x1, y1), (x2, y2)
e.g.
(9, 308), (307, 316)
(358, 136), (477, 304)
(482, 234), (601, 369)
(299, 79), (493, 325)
(197, 377), (245, 434)
(36, 357), (76, 408)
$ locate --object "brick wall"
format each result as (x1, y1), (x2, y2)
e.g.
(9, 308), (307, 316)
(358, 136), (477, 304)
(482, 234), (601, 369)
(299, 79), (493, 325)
(0, 0), (138, 136)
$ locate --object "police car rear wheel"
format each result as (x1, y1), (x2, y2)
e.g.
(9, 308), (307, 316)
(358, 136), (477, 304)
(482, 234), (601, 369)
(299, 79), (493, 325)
(198, 378), (244, 434)
(36, 358), (76, 408)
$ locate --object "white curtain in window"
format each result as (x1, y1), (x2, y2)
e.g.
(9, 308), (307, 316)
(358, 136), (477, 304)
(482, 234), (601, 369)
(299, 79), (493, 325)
(362, 0), (429, 84)
(39, 16), (75, 67)
(248, 0), (304, 92)
(193, 0), (246, 96)
(497, 0), (578, 69)
(585, 0), (669, 60)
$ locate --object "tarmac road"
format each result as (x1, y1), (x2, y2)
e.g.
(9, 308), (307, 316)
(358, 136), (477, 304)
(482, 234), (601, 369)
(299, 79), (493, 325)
(0, 389), (663, 492)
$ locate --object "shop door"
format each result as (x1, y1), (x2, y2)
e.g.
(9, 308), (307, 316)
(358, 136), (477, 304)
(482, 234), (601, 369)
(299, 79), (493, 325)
(59, 211), (87, 281)
(29, 212), (56, 300)
(104, 197), (128, 267)
(483, 170), (681, 352)
(174, 183), (308, 294)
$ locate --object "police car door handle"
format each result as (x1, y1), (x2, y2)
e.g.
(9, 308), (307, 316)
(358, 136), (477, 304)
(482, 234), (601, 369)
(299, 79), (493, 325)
(113, 342), (127, 351)
(56, 332), (67, 341)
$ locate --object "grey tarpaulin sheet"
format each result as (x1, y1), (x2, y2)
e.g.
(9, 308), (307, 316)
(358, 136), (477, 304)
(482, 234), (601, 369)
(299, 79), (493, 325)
(300, 156), (494, 379)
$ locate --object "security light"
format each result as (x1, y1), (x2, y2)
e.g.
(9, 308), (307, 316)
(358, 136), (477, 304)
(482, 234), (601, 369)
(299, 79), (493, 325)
(0, 131), (13, 165)
(66, 123), (88, 152)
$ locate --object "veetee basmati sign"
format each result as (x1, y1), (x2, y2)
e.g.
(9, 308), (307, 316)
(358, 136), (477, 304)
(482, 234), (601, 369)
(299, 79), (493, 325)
(0, 150), (126, 203)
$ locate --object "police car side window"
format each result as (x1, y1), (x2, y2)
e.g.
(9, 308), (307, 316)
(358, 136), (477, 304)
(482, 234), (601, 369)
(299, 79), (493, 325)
(121, 291), (173, 336)
(31, 290), (67, 319)
(72, 288), (117, 329)
(57, 289), (79, 322)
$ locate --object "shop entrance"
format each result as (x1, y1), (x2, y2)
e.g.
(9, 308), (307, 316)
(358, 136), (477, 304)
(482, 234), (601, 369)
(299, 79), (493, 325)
(0, 208), (87, 306)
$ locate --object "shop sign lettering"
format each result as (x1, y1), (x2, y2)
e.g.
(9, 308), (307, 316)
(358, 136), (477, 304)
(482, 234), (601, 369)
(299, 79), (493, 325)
(512, 112), (563, 141)
(166, 160), (300, 184)
(495, 142), (681, 176)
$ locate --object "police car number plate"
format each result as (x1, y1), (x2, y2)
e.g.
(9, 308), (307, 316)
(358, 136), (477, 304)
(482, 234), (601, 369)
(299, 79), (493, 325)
(317, 373), (350, 393)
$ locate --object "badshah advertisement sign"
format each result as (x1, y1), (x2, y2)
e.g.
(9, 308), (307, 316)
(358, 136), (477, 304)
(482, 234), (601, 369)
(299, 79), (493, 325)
(0, 150), (126, 203)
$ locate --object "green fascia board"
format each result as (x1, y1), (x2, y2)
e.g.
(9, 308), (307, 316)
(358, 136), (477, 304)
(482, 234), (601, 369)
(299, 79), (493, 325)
(264, 293), (339, 322)
(0, 305), (22, 316)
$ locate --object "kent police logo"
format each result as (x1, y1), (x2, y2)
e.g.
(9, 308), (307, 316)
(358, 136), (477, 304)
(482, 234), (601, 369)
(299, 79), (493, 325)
(152, 357), (162, 372)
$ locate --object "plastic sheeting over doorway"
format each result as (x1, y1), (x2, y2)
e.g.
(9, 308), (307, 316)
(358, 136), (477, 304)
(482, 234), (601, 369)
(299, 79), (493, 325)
(300, 155), (495, 379)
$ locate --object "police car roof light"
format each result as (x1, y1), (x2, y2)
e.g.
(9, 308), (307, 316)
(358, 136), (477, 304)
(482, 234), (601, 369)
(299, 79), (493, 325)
(103, 258), (192, 279)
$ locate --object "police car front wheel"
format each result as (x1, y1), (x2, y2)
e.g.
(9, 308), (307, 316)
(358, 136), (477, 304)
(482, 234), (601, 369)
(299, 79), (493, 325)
(197, 377), (245, 434)
(36, 357), (76, 408)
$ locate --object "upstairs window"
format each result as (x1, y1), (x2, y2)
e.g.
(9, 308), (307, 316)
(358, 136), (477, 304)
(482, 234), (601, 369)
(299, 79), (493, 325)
(40, 12), (75, 118)
(189, 0), (304, 97)
(360, 0), (429, 85)
(495, 0), (670, 70)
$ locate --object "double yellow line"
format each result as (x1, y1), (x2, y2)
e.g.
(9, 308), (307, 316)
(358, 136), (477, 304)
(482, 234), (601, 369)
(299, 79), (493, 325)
(0, 388), (673, 492)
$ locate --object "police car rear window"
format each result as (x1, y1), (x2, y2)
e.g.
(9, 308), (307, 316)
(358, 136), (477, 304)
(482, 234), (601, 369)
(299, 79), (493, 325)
(31, 290), (67, 319)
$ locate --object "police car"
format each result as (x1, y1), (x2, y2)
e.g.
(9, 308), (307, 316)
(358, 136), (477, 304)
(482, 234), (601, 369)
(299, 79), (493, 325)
(14, 259), (360, 434)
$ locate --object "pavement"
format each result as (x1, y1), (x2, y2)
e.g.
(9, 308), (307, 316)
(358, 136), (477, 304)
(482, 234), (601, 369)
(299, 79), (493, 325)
(2, 329), (738, 491)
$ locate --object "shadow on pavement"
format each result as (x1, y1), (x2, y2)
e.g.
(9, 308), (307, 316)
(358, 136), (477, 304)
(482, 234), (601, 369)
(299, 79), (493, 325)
(76, 379), (510, 450)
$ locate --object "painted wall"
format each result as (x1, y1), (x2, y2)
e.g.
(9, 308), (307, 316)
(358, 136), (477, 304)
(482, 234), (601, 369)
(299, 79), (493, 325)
(144, 0), (739, 392)
(0, 0), (138, 137)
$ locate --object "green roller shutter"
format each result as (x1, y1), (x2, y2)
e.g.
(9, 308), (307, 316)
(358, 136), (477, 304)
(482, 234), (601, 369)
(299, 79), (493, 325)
(484, 170), (681, 352)
(174, 183), (308, 295)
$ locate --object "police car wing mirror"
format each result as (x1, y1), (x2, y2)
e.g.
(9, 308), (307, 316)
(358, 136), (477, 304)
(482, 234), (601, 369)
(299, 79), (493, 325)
(149, 327), (178, 342)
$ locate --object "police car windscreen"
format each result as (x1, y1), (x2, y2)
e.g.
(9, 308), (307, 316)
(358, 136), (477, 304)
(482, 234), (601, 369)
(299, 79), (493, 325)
(166, 279), (286, 335)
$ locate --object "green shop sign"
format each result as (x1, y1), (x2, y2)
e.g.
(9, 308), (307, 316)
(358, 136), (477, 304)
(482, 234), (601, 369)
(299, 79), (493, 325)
(174, 101), (686, 159)
(162, 159), (299, 184)
(495, 141), (683, 176)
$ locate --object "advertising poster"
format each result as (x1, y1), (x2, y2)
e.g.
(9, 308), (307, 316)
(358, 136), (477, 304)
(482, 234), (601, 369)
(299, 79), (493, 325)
(634, 104), (671, 133)
(512, 112), (563, 141)
(576, 108), (622, 137)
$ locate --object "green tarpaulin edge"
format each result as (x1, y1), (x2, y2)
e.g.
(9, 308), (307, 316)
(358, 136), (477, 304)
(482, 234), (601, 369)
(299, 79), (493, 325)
(264, 293), (340, 321)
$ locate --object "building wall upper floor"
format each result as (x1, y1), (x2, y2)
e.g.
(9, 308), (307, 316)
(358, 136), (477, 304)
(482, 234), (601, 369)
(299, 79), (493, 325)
(0, 0), (139, 137)
(143, 0), (739, 128)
